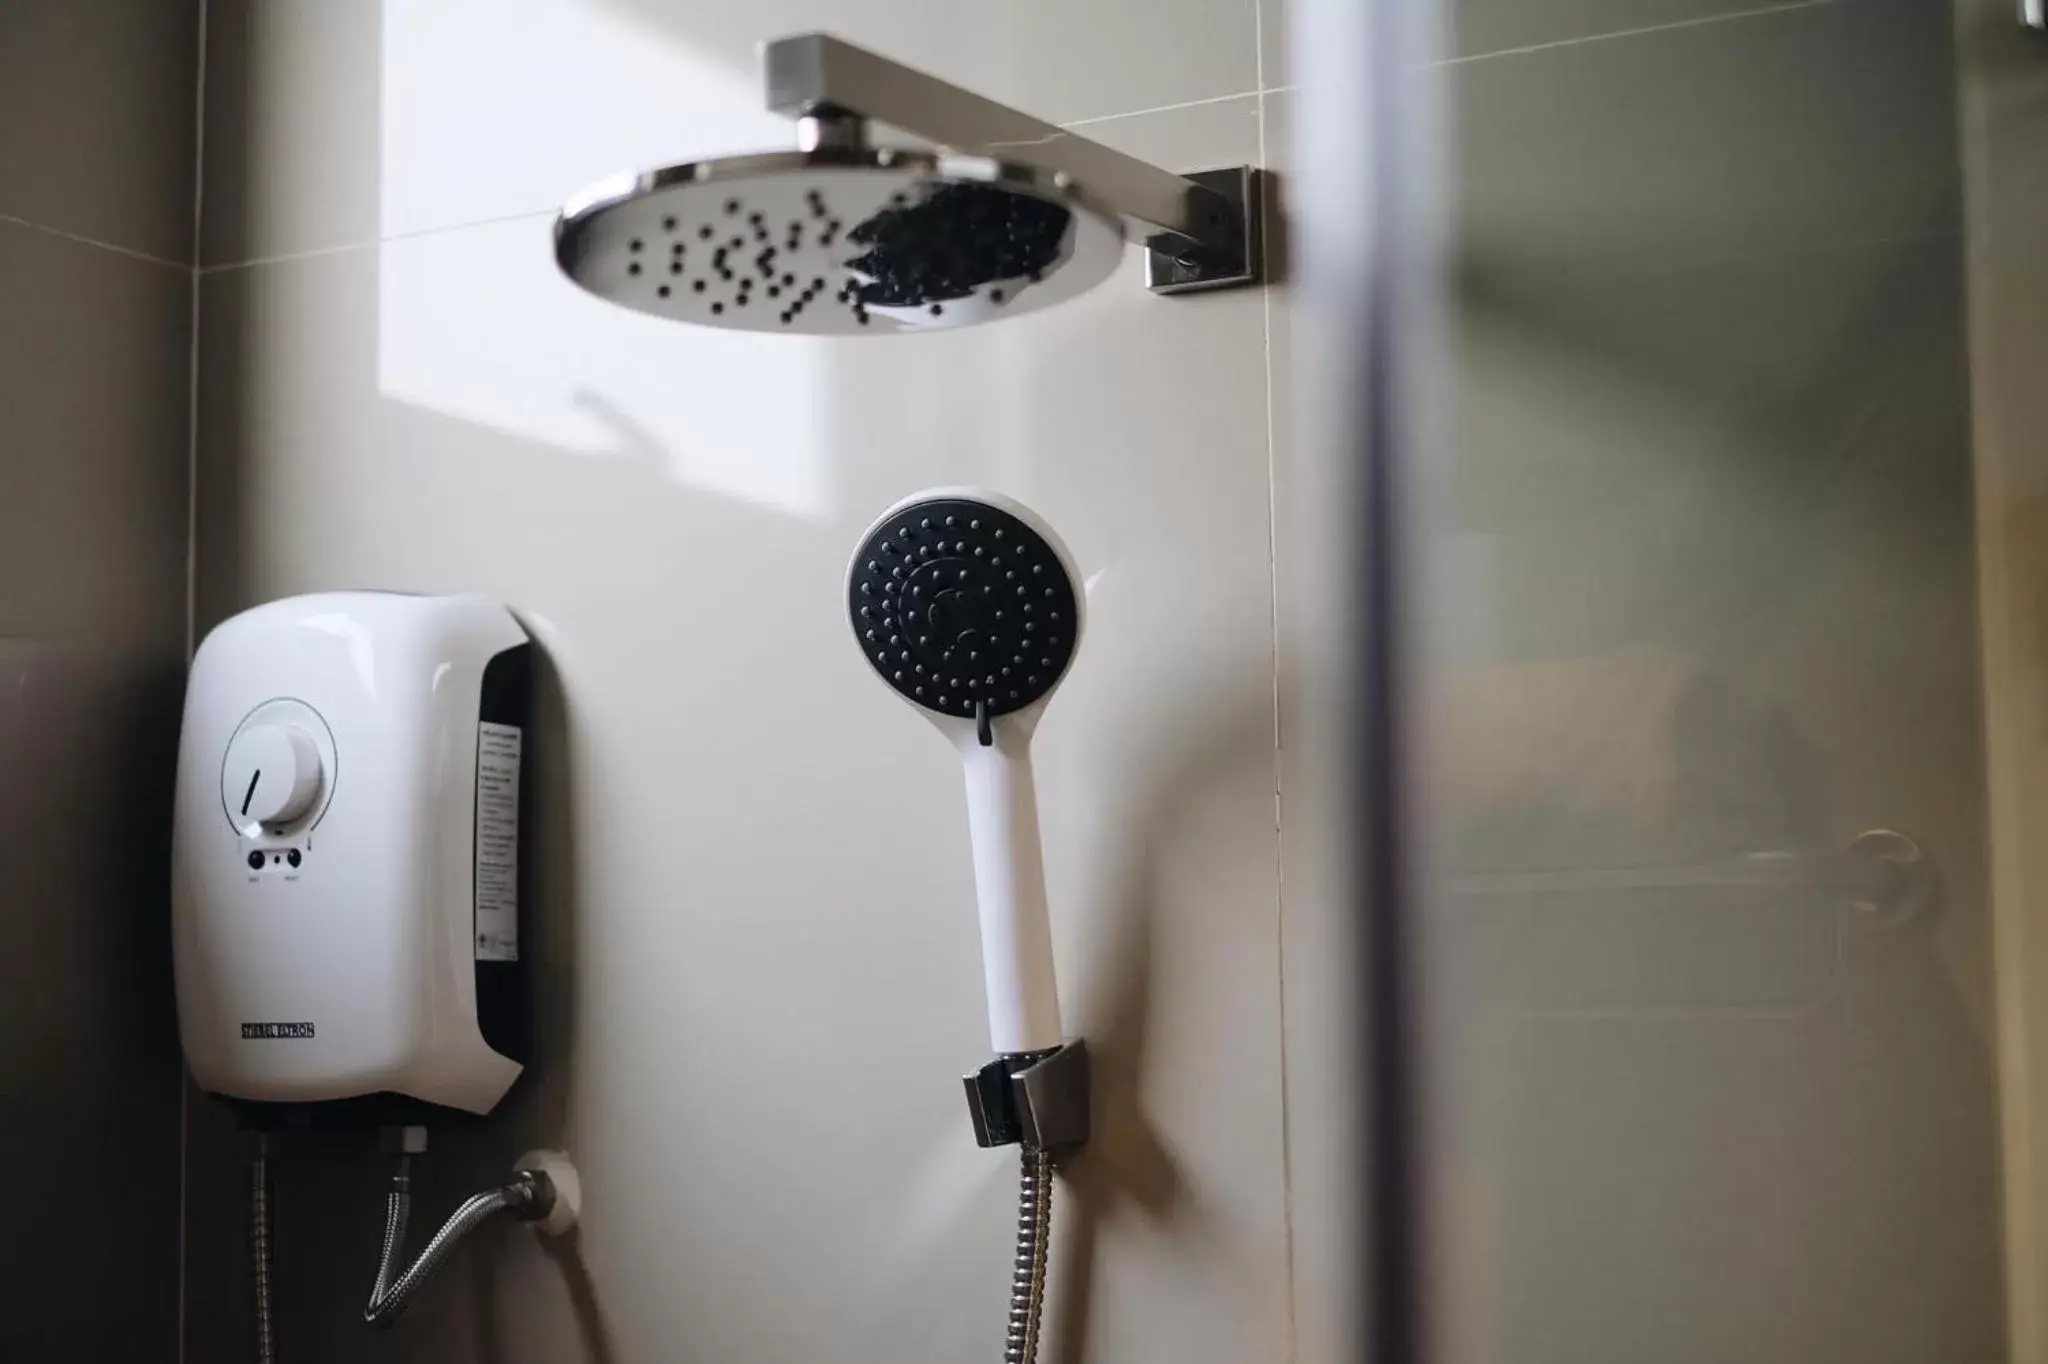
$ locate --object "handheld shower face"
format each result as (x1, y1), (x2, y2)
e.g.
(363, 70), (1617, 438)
(556, 151), (1124, 336)
(848, 490), (1084, 1054)
(847, 493), (1081, 728)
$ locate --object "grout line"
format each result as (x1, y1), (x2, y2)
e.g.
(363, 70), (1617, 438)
(1436, 0), (1833, 66)
(197, 206), (557, 275)
(185, 6), (207, 662)
(1254, 84), (1299, 1364)
(1059, 87), (1266, 128)
(0, 210), (187, 271)
(178, 4), (207, 1362)
(1254, 0), (1269, 95)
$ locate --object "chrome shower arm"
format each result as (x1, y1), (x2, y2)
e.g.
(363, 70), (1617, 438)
(762, 32), (1244, 260)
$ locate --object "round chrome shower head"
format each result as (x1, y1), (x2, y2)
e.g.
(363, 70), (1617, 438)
(848, 492), (1082, 722)
(555, 149), (1125, 336)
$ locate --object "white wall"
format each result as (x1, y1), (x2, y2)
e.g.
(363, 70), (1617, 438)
(183, 4), (1297, 1362)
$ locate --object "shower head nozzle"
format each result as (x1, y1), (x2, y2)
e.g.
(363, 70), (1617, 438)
(555, 150), (1124, 337)
(847, 490), (1082, 725)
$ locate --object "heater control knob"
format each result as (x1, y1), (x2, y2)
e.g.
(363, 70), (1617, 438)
(222, 723), (323, 829)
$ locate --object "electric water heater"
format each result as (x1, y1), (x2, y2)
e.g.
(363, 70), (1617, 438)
(172, 592), (532, 1118)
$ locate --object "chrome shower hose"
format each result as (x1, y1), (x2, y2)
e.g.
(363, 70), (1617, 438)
(1006, 1146), (1055, 1364)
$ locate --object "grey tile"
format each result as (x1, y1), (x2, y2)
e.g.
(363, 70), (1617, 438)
(1465, 1001), (2001, 1364)
(1446, 241), (1975, 666)
(1451, 0), (1818, 59)
(0, 220), (191, 651)
(0, 0), (201, 261)
(1419, 145), (2001, 1364)
(0, 640), (186, 1363)
(0, 216), (190, 1360)
(1455, 0), (1960, 267)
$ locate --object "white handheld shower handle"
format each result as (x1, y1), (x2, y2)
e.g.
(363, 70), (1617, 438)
(960, 732), (1064, 1054)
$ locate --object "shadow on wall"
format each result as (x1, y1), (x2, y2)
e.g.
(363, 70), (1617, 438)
(1046, 671), (1281, 1364)
(459, 639), (618, 1364)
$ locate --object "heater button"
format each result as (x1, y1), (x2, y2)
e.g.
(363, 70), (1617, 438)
(222, 723), (324, 831)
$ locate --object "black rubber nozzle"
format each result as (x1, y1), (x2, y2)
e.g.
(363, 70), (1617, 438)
(847, 497), (1079, 722)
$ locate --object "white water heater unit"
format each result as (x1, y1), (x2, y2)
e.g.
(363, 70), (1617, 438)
(172, 592), (532, 1118)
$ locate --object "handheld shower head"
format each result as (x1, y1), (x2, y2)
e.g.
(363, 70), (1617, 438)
(848, 490), (1085, 1054)
(847, 492), (1081, 725)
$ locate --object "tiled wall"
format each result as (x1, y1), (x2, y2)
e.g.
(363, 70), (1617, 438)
(0, 4), (200, 1360)
(178, 2), (2006, 1363)
(182, 4), (1296, 1362)
(1409, 2), (2004, 1362)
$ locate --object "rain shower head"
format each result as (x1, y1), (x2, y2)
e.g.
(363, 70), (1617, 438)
(555, 149), (1124, 335)
(555, 32), (1264, 336)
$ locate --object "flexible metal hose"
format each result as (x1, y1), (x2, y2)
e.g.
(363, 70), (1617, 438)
(1005, 1146), (1054, 1364)
(250, 1139), (277, 1364)
(363, 1154), (546, 1327)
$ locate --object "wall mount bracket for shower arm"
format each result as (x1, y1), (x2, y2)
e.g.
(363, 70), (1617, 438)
(763, 32), (1265, 295)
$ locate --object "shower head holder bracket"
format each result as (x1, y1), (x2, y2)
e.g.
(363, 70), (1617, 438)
(764, 33), (1265, 295)
(964, 1039), (1091, 1150)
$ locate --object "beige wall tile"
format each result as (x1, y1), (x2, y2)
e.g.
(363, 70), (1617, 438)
(200, 0), (1261, 267)
(186, 95), (1288, 1363)
(0, 223), (191, 648)
(0, 637), (186, 1361)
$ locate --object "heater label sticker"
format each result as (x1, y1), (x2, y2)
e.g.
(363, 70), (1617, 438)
(474, 722), (521, 962)
(242, 1022), (315, 1039)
